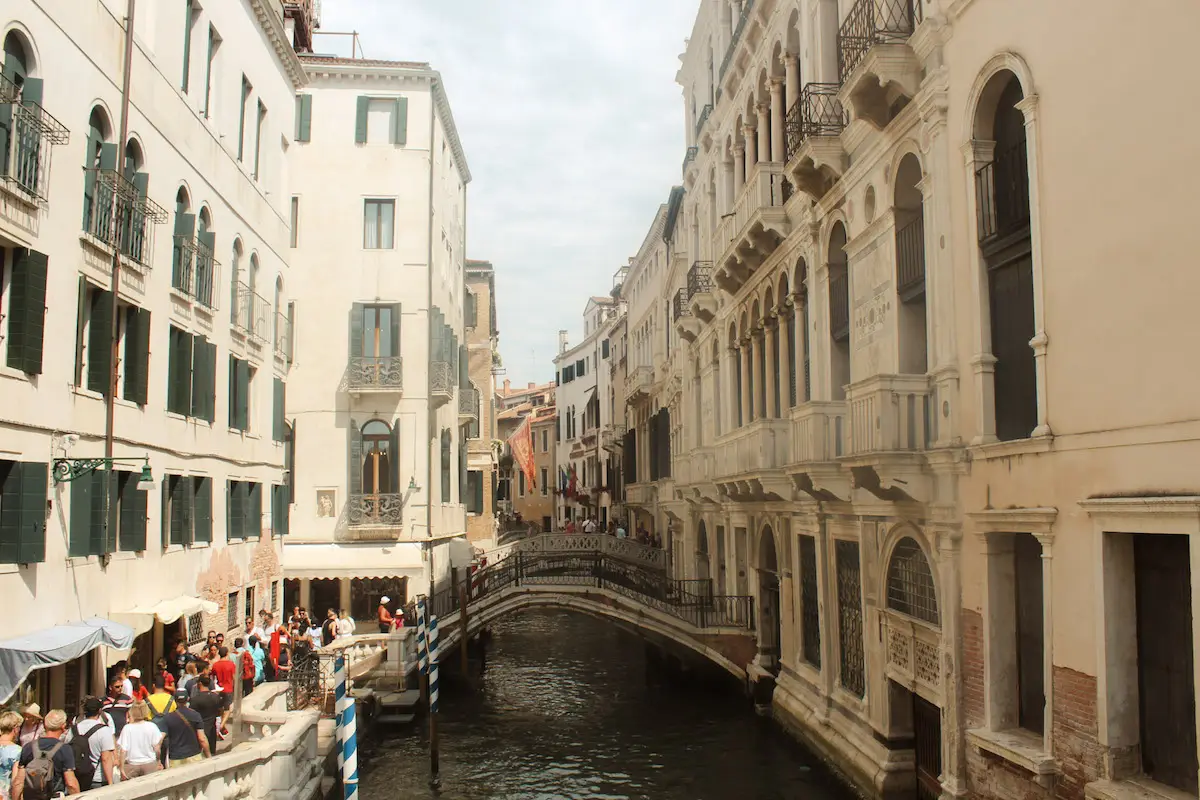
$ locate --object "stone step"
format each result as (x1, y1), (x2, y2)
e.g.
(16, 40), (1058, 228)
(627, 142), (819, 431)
(378, 689), (422, 709)
(376, 712), (416, 726)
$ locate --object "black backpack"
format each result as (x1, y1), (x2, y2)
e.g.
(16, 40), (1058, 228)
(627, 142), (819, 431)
(150, 696), (177, 733)
(24, 738), (68, 800)
(69, 724), (104, 791)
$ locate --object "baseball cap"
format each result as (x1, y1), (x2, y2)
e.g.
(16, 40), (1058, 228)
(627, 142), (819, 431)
(174, 689), (190, 701)
(128, 669), (141, 679)
(380, 596), (390, 604)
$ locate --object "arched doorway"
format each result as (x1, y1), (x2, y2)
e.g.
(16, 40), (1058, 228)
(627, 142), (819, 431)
(695, 521), (711, 583)
(757, 526), (781, 673)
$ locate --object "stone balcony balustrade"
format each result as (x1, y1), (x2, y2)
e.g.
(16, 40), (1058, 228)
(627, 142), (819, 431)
(844, 373), (934, 502)
(713, 163), (792, 295)
(713, 417), (792, 502)
(789, 400), (851, 502)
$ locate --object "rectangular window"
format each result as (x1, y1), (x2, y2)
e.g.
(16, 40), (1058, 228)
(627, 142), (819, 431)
(272, 378), (287, 443)
(237, 75), (251, 161)
(228, 356), (251, 431)
(271, 581), (279, 616)
(75, 278), (112, 393)
(203, 26), (219, 118)
(271, 484), (290, 536)
(602, 339), (610, 359)
(121, 305), (151, 405)
(541, 468), (548, 496)
(294, 94), (312, 142)
(518, 470), (525, 497)
(163, 474), (191, 548)
(68, 471), (110, 558)
(363, 199), (395, 249)
(227, 480), (261, 540)
(0, 460), (49, 565)
(798, 534), (821, 669)
(835, 539), (865, 698)
(253, 101), (266, 180)
(562, 365), (574, 383)
(465, 471), (483, 515)
(576, 359), (586, 377)
(186, 613), (204, 646)
(542, 430), (548, 453)
(1013, 533), (1045, 733)
(244, 585), (255, 621)
(192, 476), (212, 545)
(181, 0), (195, 92)
(357, 96), (409, 145)
(289, 197), (299, 248)
(5, 248), (49, 376)
(227, 591), (238, 630)
(115, 471), (148, 553)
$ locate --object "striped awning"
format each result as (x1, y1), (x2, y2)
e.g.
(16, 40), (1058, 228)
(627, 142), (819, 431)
(282, 542), (425, 581)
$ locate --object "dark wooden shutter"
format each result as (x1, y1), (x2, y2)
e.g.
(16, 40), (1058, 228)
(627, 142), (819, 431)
(195, 229), (216, 306)
(249, 482), (262, 538)
(102, 471), (117, 554)
(272, 378), (284, 442)
(6, 249), (49, 374)
(295, 94), (312, 142)
(181, 0), (194, 91)
(392, 97), (408, 145)
(0, 462), (20, 563)
(390, 303), (401, 356)
(15, 462), (47, 564)
(349, 303), (364, 359)
(204, 341), (217, 422)
(236, 358), (250, 431)
(73, 276), (87, 385)
(169, 476), (187, 546)
(87, 287), (113, 394)
(348, 421), (362, 496)
(226, 481), (242, 540)
(354, 96), (370, 143)
(117, 472), (135, 551)
(464, 292), (476, 328)
(193, 478), (211, 544)
(474, 472), (483, 514)
(286, 302), (296, 363)
(125, 307), (151, 405)
(389, 422), (401, 494)
(191, 334), (208, 418)
(118, 472), (148, 553)
(181, 475), (194, 545)
(228, 356), (237, 428)
(161, 476), (171, 549)
(68, 473), (91, 557)
(81, 129), (100, 230)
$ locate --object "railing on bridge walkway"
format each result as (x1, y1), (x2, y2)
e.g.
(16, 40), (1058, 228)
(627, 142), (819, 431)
(287, 630), (415, 711)
(429, 550), (755, 631)
(485, 532), (669, 572)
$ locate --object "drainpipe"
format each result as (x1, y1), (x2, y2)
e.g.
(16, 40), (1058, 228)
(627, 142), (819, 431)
(425, 77), (438, 596)
(104, 0), (137, 558)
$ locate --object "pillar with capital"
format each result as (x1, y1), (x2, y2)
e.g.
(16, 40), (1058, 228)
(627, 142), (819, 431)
(764, 312), (778, 417)
(784, 53), (800, 110)
(777, 298), (792, 410)
(743, 125), (757, 174)
(793, 290), (809, 403)
(769, 80), (785, 163)
(733, 144), (746, 194)
(739, 339), (751, 426)
(757, 102), (772, 163)
(749, 328), (763, 422)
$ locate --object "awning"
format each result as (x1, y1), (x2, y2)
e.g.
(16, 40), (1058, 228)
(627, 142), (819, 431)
(111, 596), (220, 639)
(0, 618), (135, 703)
(282, 542), (425, 581)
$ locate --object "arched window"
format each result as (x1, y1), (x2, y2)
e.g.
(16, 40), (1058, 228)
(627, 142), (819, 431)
(82, 107), (113, 238)
(194, 206), (214, 306)
(273, 275), (284, 346)
(172, 187), (193, 296)
(360, 420), (393, 495)
(827, 223), (850, 400)
(2, 32), (30, 182)
(886, 537), (939, 625)
(230, 238), (243, 325)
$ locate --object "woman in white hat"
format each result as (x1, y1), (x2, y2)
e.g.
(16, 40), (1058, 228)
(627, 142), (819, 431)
(376, 596), (394, 634)
(16, 704), (42, 747)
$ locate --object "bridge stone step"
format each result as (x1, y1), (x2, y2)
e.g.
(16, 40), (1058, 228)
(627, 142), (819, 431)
(377, 689), (421, 709)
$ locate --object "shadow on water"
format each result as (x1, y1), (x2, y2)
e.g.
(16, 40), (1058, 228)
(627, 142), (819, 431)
(357, 608), (855, 800)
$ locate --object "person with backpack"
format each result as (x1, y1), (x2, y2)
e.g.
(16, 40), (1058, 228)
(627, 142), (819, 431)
(163, 691), (208, 768)
(62, 698), (114, 791)
(234, 638), (255, 690)
(11, 709), (79, 800)
(101, 676), (132, 737)
(116, 703), (163, 779)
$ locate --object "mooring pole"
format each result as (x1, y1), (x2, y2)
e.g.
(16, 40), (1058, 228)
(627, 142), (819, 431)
(428, 610), (440, 787)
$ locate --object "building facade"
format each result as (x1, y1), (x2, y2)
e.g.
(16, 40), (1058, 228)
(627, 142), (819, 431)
(464, 259), (498, 547)
(496, 399), (556, 533)
(284, 49), (472, 617)
(0, 0), (302, 707)
(606, 0), (1200, 798)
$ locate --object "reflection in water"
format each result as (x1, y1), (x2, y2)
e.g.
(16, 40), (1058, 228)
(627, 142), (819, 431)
(358, 610), (853, 800)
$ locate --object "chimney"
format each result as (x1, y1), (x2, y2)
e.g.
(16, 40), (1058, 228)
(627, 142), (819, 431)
(503, 378), (511, 394)
(527, 382), (535, 390)
(558, 330), (568, 354)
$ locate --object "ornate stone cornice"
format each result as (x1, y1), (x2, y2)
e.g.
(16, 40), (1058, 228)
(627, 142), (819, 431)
(248, 0), (307, 89)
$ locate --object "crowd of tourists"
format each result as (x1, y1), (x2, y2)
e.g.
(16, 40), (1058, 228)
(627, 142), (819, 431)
(561, 516), (662, 548)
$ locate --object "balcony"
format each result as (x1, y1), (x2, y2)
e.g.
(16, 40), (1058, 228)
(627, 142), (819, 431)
(625, 482), (654, 508)
(345, 493), (403, 539)
(675, 447), (716, 497)
(82, 169), (167, 270)
(975, 140), (1031, 248)
(171, 235), (220, 309)
(837, 0), (923, 129)
(601, 424), (626, 451)
(458, 384), (480, 427)
(273, 310), (292, 361)
(712, 162), (791, 295)
(695, 104), (713, 138)
(685, 260), (717, 322)
(844, 373), (934, 502)
(0, 75), (69, 206)
(348, 356), (403, 394)
(717, 0), (761, 97)
(430, 360), (453, 407)
(713, 418), (792, 502)
(790, 401), (850, 502)
(625, 365), (652, 405)
(673, 288), (701, 344)
(784, 84), (849, 201)
(232, 281), (270, 342)
(682, 146), (698, 176)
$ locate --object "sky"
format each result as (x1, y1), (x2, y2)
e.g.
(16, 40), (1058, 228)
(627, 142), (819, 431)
(316, 0), (699, 387)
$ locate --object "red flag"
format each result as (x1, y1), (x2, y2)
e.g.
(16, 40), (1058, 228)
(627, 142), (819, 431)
(507, 415), (537, 489)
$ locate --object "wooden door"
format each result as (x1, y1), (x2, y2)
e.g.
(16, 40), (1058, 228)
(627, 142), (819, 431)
(913, 693), (942, 800)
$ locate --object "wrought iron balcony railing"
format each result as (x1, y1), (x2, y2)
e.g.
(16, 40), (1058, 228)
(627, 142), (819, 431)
(82, 169), (167, 268)
(348, 356), (403, 391)
(273, 310), (292, 359)
(682, 146), (698, 173)
(895, 209), (926, 300)
(719, 0), (755, 83)
(459, 384), (480, 419)
(784, 84), (848, 163)
(0, 73), (68, 204)
(672, 289), (691, 323)
(233, 281), (270, 341)
(431, 360), (454, 397)
(975, 140), (1030, 245)
(838, 0), (919, 82)
(172, 235), (220, 308)
(348, 493), (403, 527)
(686, 260), (713, 301)
(695, 104), (713, 136)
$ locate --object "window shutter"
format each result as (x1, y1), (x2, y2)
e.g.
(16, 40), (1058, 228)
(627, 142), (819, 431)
(389, 421), (401, 494)
(16, 462), (47, 564)
(389, 303), (401, 357)
(132, 171), (149, 199)
(118, 473), (134, 551)
(205, 341), (217, 422)
(195, 229), (216, 305)
(6, 248), (49, 375)
(349, 303), (364, 359)
(161, 476), (170, 549)
(272, 378), (284, 442)
(354, 96), (369, 143)
(249, 482), (262, 538)
(286, 420), (296, 503)
(295, 94), (312, 142)
(169, 476), (186, 545)
(237, 358), (250, 431)
(101, 471), (117, 554)
(286, 301), (296, 363)
(271, 485), (281, 537)
(193, 478), (212, 544)
(0, 99), (10, 177)
(99, 142), (118, 171)
(0, 463), (21, 563)
(69, 472), (93, 557)
(228, 356), (237, 428)
(227, 481), (242, 541)
(391, 97), (408, 146)
(166, 328), (180, 414)
(281, 488), (290, 536)
(181, 474), (195, 545)
(181, 0), (193, 91)
(348, 421), (362, 496)
(126, 307), (151, 405)
(192, 335), (209, 418)
(475, 473), (484, 515)
(87, 288), (113, 394)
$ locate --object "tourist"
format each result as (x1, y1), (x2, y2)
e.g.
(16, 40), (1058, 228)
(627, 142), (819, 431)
(320, 609), (338, 647)
(12, 709), (79, 799)
(248, 637), (267, 686)
(336, 609), (355, 640)
(583, 517), (597, 534)
(163, 692), (208, 767)
(565, 520), (576, 533)
(234, 639), (256, 694)
(177, 662), (199, 695)
(63, 697), (114, 790)
(115, 702), (162, 779)
(189, 681), (223, 755)
(127, 670), (149, 702)
(305, 617), (323, 649)
(16, 707), (42, 748)
(291, 623), (313, 662)
(101, 676), (133, 737)
(155, 659), (176, 693)
(376, 597), (394, 634)
(0, 711), (23, 800)
(616, 521), (627, 539)
(171, 642), (194, 684)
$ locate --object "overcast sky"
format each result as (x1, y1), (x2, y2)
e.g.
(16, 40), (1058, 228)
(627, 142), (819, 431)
(316, 0), (698, 387)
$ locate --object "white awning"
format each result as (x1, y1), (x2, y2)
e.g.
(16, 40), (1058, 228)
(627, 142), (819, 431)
(0, 618), (135, 703)
(282, 542), (425, 581)
(111, 596), (220, 638)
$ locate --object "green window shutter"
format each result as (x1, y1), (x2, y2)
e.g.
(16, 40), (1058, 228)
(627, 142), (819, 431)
(228, 356), (237, 428)
(117, 473), (134, 551)
(237, 358), (250, 431)
(286, 302), (296, 363)
(349, 303), (364, 359)
(178, 330), (194, 415)
(249, 483), (262, 538)
(15, 462), (47, 564)
(169, 476), (186, 546)
(181, 0), (194, 91)
(81, 130), (99, 231)
(161, 476), (170, 549)
(181, 474), (195, 545)
(391, 97), (408, 146)
(73, 276), (87, 385)
(131, 476), (148, 552)
(206, 341), (217, 422)
(354, 96), (370, 144)
(226, 481), (238, 540)
(296, 94), (312, 142)
(125, 307), (150, 405)
(117, 472), (147, 552)
(465, 293), (476, 329)
(0, 462), (21, 563)
(87, 288), (113, 394)
(6, 249), (49, 375)
(348, 421), (362, 496)
(389, 303), (401, 356)
(166, 328), (179, 413)
(389, 422), (401, 494)
(69, 473), (94, 557)
(102, 471), (116, 554)
(191, 334), (208, 418)
(272, 378), (284, 442)
(193, 478), (211, 544)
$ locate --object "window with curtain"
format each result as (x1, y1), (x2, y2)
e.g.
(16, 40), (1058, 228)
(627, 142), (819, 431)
(361, 420), (392, 494)
(363, 199), (394, 249)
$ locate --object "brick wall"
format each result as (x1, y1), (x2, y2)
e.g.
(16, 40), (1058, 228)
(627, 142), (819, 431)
(963, 607), (985, 726)
(1052, 666), (1104, 800)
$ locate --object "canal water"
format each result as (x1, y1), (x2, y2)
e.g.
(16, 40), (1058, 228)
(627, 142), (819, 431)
(358, 609), (855, 800)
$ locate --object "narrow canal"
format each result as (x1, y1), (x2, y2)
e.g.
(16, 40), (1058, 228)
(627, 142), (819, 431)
(358, 609), (855, 800)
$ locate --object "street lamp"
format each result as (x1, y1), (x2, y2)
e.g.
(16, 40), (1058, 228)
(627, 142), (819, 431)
(52, 455), (155, 488)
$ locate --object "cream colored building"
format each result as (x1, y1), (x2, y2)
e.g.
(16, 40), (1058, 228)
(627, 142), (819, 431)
(612, 0), (1200, 798)
(464, 259), (499, 548)
(284, 46), (472, 617)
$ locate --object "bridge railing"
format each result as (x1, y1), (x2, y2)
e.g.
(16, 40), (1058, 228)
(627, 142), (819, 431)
(480, 533), (668, 572)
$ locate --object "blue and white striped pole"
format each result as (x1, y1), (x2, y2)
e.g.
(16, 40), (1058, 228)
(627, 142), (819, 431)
(334, 656), (345, 771)
(334, 655), (359, 800)
(428, 612), (440, 713)
(416, 597), (429, 676)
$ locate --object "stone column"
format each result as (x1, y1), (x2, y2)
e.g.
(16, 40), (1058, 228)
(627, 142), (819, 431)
(936, 525), (968, 799)
(769, 80), (785, 163)
(750, 329), (763, 422)
(730, 0), (741, 37)
(743, 124), (757, 175)
(784, 53), (800, 110)
(733, 145), (745, 195)
(339, 578), (352, 615)
(758, 102), (772, 163)
(739, 340), (751, 427)
(723, 154), (735, 211)
(764, 314), (777, 418)
(777, 299), (791, 411)
(1017, 94), (1052, 439)
(793, 291), (808, 403)
(300, 578), (312, 614)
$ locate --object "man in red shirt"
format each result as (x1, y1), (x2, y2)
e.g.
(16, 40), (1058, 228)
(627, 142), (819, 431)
(209, 646), (236, 734)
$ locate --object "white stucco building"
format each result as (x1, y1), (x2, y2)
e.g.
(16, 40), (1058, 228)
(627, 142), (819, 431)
(283, 49), (473, 617)
(0, 0), (302, 707)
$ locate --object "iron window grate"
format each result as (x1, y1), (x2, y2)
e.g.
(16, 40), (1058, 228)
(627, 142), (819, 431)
(886, 536), (940, 625)
(836, 539), (865, 697)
